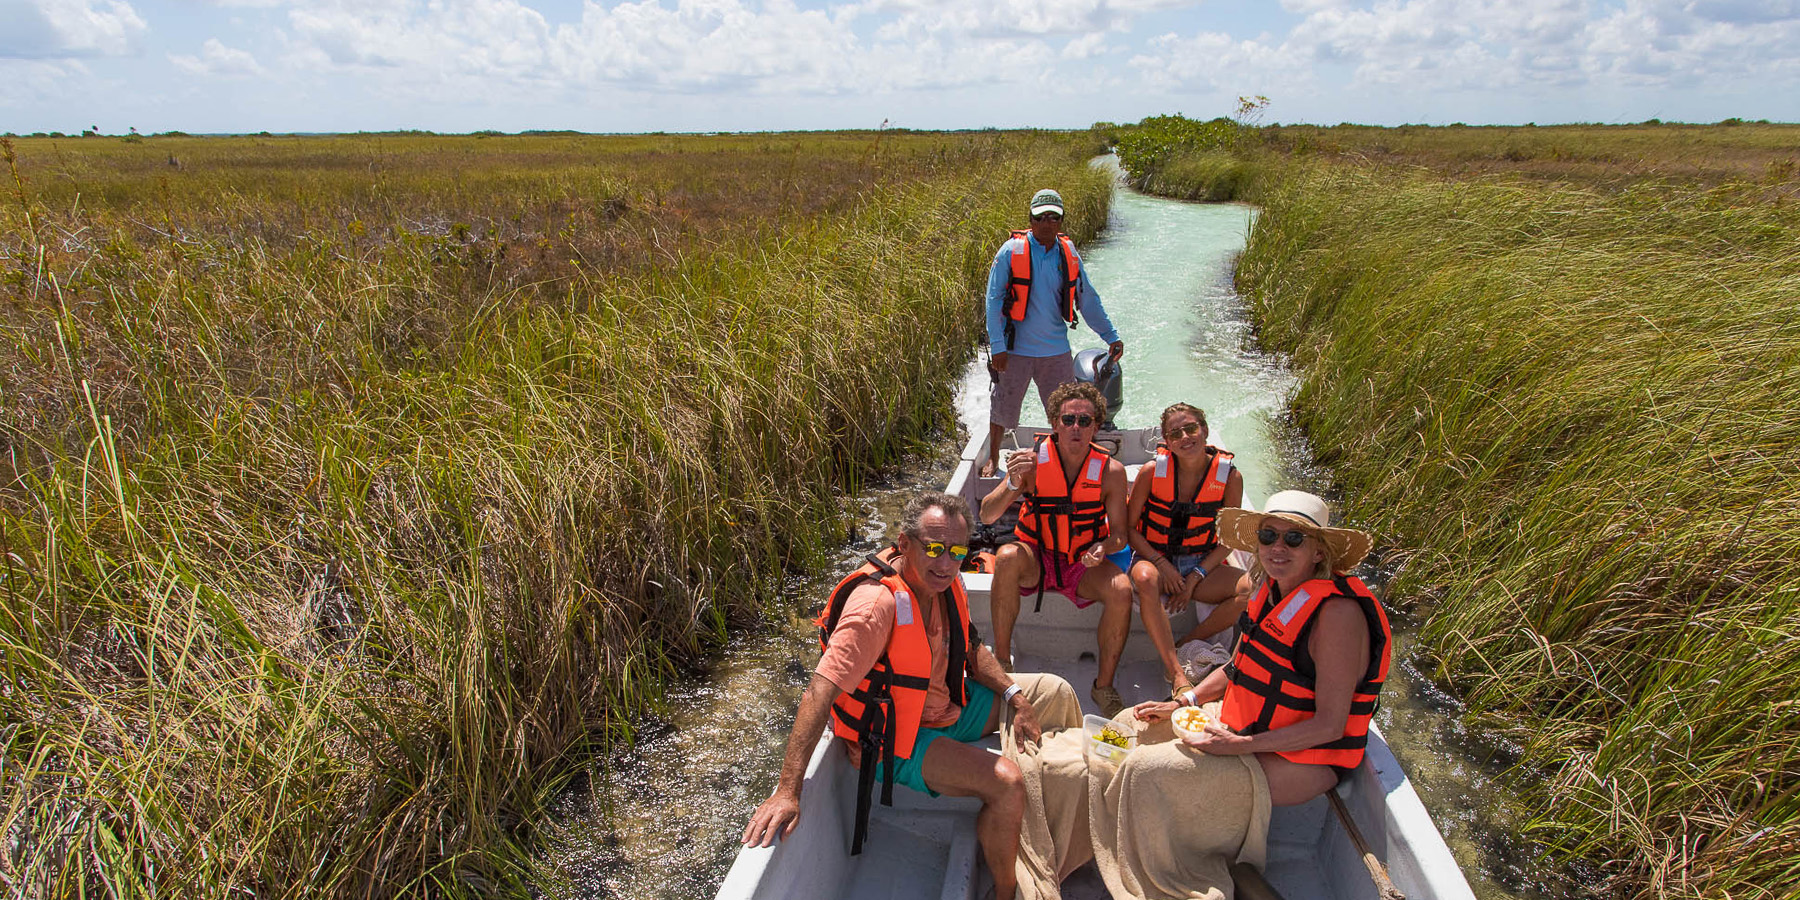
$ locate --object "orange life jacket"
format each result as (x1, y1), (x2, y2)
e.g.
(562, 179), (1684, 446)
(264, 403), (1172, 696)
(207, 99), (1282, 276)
(1219, 576), (1391, 769)
(1140, 444), (1234, 558)
(1003, 230), (1081, 329)
(815, 547), (976, 854)
(1013, 433), (1111, 564)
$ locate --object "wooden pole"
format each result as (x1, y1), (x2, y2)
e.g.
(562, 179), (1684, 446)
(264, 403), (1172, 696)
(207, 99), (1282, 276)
(1327, 790), (1406, 900)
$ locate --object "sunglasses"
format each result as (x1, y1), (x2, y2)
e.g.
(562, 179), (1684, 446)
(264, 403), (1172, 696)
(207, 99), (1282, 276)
(920, 541), (971, 561)
(1032, 212), (1063, 222)
(1167, 422), (1203, 439)
(1059, 413), (1095, 427)
(1257, 527), (1312, 548)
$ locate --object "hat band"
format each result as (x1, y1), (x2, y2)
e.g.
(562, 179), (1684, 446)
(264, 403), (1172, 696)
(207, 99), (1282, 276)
(1267, 508), (1324, 527)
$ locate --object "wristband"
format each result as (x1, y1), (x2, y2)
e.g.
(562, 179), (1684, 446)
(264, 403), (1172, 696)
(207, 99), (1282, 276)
(1197, 565), (1208, 578)
(1180, 690), (1197, 707)
(1001, 683), (1023, 707)
(1005, 475), (1021, 491)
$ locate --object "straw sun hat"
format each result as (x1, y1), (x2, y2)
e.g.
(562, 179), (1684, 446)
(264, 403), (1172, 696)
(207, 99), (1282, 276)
(1215, 490), (1374, 574)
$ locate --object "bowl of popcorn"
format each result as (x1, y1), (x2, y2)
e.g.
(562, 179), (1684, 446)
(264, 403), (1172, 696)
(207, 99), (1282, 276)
(1083, 714), (1135, 763)
(1170, 705), (1214, 741)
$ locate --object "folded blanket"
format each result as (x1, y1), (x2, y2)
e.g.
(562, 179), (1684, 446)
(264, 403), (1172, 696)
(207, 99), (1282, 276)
(1001, 675), (1090, 900)
(1005, 704), (1270, 900)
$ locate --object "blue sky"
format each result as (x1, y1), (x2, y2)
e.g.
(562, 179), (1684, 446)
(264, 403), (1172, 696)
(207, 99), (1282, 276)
(4, 0), (1798, 133)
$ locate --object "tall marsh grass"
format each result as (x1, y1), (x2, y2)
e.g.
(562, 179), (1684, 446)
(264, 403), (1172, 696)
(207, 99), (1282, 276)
(1236, 162), (1800, 898)
(0, 132), (1113, 896)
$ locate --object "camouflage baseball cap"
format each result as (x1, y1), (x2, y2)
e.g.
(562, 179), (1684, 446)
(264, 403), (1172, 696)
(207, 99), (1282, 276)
(1029, 189), (1064, 216)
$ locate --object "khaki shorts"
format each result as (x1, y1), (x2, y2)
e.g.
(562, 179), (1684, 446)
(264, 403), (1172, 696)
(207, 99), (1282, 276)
(989, 352), (1076, 429)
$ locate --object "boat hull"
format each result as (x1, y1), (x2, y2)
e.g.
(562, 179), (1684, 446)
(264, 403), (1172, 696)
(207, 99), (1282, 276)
(717, 427), (1476, 900)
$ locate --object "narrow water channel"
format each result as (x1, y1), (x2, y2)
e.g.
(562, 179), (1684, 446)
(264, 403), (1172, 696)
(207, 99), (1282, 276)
(536, 171), (1580, 900)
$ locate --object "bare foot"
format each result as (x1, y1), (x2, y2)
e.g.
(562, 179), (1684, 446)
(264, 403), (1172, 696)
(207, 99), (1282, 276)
(980, 459), (998, 478)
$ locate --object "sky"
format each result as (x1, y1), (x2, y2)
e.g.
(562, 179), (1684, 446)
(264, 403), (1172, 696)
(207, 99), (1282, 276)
(3, 0), (1799, 133)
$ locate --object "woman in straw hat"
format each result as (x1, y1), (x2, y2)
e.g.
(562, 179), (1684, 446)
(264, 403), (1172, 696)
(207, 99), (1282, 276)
(1132, 490), (1392, 805)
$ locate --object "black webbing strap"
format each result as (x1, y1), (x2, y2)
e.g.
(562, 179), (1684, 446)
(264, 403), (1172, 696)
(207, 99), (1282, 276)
(881, 697), (898, 808)
(1033, 548), (1048, 614)
(850, 692), (888, 855)
(1032, 492), (1055, 614)
(1237, 631), (1304, 673)
(821, 552), (901, 642)
(1251, 666), (1284, 733)
(944, 589), (968, 704)
(1056, 237), (1078, 328)
(1312, 732), (1371, 751)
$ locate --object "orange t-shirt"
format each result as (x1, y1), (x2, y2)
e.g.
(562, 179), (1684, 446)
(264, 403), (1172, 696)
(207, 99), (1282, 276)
(815, 580), (961, 732)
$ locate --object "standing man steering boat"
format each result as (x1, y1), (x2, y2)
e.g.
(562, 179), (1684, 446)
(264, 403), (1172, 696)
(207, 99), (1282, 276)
(982, 187), (1125, 479)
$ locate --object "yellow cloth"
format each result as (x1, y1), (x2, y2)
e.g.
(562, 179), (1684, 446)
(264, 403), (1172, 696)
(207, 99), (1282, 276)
(1004, 703), (1270, 900)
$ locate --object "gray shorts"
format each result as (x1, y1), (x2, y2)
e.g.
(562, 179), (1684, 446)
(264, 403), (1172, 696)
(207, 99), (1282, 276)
(989, 353), (1076, 429)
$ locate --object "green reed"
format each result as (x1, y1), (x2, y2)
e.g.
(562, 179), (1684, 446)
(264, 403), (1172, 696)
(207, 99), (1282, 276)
(1234, 161), (1799, 898)
(0, 132), (1113, 897)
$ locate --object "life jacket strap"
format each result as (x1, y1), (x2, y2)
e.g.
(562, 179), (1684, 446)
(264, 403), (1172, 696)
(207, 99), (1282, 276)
(1310, 733), (1370, 752)
(849, 694), (890, 855)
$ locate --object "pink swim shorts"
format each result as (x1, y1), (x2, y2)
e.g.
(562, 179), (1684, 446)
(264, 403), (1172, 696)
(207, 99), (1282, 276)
(1018, 554), (1094, 608)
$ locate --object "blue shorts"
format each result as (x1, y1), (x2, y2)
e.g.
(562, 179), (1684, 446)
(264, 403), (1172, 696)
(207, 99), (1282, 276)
(1106, 546), (1135, 573)
(1132, 551), (1208, 578)
(894, 681), (998, 797)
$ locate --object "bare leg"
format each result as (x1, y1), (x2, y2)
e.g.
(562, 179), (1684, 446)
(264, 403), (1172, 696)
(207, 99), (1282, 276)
(1131, 560), (1186, 689)
(1256, 752), (1342, 806)
(989, 543), (1038, 666)
(922, 739), (1027, 900)
(1177, 565), (1248, 644)
(1081, 561), (1133, 688)
(982, 421), (1006, 478)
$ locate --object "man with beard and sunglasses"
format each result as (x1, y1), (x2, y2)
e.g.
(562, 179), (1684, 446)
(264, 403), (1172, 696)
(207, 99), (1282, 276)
(980, 187), (1125, 480)
(744, 492), (1076, 900)
(978, 382), (1135, 717)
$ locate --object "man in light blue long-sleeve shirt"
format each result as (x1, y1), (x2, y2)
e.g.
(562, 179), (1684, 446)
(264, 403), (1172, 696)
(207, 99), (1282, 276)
(982, 188), (1126, 477)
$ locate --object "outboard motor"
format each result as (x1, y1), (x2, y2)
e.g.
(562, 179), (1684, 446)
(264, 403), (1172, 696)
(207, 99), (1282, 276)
(1073, 347), (1124, 430)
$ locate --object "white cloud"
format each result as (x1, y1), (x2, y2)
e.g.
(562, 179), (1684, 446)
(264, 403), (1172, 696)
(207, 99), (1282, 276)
(1063, 31), (1108, 58)
(1131, 0), (1800, 99)
(1128, 29), (1308, 92)
(548, 0), (854, 91)
(0, 58), (87, 105)
(0, 0), (146, 59)
(170, 38), (265, 76)
(266, 0), (1154, 98)
(865, 0), (1198, 42)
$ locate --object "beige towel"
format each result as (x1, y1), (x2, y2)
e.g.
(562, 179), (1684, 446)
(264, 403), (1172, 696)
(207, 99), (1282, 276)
(1000, 674), (1089, 900)
(1005, 703), (1270, 900)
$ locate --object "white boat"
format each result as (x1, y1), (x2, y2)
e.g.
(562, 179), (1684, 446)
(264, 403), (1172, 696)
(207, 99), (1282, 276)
(716, 424), (1479, 900)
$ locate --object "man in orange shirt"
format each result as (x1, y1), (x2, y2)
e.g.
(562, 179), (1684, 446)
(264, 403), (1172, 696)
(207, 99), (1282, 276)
(743, 493), (1072, 900)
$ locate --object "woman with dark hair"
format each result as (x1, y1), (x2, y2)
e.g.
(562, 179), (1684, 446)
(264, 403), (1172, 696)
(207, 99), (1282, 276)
(1124, 403), (1246, 699)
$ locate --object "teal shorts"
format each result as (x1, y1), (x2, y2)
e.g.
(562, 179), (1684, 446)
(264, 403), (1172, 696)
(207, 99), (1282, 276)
(892, 680), (997, 797)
